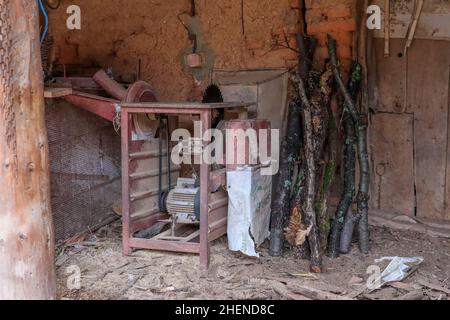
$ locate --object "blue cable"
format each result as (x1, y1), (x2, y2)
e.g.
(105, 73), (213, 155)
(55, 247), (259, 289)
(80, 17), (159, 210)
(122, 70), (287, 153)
(38, 0), (49, 46)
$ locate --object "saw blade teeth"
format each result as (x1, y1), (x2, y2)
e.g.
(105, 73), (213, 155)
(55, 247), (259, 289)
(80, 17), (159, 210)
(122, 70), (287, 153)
(202, 84), (223, 103)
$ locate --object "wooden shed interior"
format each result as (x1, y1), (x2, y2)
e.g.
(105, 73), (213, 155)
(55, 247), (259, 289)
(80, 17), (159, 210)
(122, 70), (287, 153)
(0, 0), (449, 300)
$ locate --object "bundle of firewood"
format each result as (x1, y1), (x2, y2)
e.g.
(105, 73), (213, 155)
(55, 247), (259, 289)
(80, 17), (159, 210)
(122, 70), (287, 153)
(269, 33), (370, 273)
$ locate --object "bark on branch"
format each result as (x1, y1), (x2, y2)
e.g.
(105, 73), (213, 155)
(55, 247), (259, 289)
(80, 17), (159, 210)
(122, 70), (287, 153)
(327, 35), (370, 255)
(329, 62), (361, 258)
(290, 72), (322, 273)
(269, 101), (302, 257)
(327, 35), (360, 126)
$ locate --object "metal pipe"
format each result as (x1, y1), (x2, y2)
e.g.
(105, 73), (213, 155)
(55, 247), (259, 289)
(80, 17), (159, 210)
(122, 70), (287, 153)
(93, 69), (127, 100)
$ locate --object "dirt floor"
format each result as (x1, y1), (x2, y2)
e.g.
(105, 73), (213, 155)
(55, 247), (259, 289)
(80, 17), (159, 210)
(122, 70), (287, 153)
(56, 220), (450, 300)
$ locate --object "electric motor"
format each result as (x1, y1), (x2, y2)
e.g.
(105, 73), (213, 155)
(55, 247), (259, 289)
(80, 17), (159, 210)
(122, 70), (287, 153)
(166, 178), (201, 224)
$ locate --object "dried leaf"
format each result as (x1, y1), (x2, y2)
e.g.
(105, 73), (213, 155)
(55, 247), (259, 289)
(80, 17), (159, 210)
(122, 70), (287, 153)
(284, 207), (312, 246)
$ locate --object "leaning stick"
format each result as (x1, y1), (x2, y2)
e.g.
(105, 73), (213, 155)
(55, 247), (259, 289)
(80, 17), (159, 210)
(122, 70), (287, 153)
(327, 35), (360, 126)
(404, 0), (424, 55)
(384, 0), (390, 57)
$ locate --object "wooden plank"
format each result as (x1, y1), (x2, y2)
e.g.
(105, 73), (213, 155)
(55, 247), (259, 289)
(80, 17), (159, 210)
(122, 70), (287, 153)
(129, 187), (159, 202)
(375, 39), (408, 113)
(408, 40), (450, 220)
(121, 101), (255, 110)
(199, 110), (212, 268)
(130, 166), (181, 181)
(44, 87), (73, 98)
(369, 210), (450, 238)
(121, 111), (132, 255)
(130, 207), (159, 220)
(130, 212), (169, 234)
(370, 113), (415, 216)
(372, 0), (450, 41)
(129, 238), (200, 254)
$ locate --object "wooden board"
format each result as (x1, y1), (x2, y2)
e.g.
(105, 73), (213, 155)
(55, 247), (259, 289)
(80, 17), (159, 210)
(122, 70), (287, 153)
(408, 40), (450, 220)
(44, 87), (73, 98)
(375, 39), (407, 113)
(370, 113), (415, 216)
(372, 0), (450, 41)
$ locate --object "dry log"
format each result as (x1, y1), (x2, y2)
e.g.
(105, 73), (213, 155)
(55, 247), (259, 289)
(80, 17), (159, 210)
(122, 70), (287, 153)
(0, 0), (56, 299)
(330, 114), (357, 257)
(290, 72), (322, 273)
(328, 35), (370, 255)
(356, 7), (372, 254)
(356, 121), (371, 255)
(286, 67), (333, 253)
(312, 66), (334, 251)
(328, 35), (359, 126)
(285, 162), (311, 258)
(269, 101), (302, 256)
(329, 62), (361, 257)
(297, 35), (317, 79)
(284, 34), (319, 258)
(315, 165), (334, 252)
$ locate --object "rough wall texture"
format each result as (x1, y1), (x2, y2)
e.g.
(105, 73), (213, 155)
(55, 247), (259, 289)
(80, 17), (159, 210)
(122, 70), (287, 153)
(48, 0), (356, 101)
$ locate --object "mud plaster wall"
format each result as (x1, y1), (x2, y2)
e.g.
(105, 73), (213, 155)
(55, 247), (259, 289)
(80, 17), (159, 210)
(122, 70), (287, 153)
(48, 0), (356, 101)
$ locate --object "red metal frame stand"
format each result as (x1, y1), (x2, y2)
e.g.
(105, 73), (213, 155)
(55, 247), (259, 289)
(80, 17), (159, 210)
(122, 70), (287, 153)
(121, 102), (251, 268)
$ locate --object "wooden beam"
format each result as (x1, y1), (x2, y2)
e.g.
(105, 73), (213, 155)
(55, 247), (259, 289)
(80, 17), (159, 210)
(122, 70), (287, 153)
(0, 0), (56, 299)
(44, 87), (73, 98)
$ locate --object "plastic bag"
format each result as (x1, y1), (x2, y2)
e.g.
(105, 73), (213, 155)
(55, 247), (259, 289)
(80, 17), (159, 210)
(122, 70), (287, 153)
(369, 256), (424, 292)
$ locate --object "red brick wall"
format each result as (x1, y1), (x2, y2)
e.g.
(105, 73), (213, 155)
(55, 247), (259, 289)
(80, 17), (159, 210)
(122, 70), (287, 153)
(305, 0), (357, 71)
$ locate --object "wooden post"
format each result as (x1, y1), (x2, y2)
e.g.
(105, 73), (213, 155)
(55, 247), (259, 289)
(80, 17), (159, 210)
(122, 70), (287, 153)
(0, 0), (56, 299)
